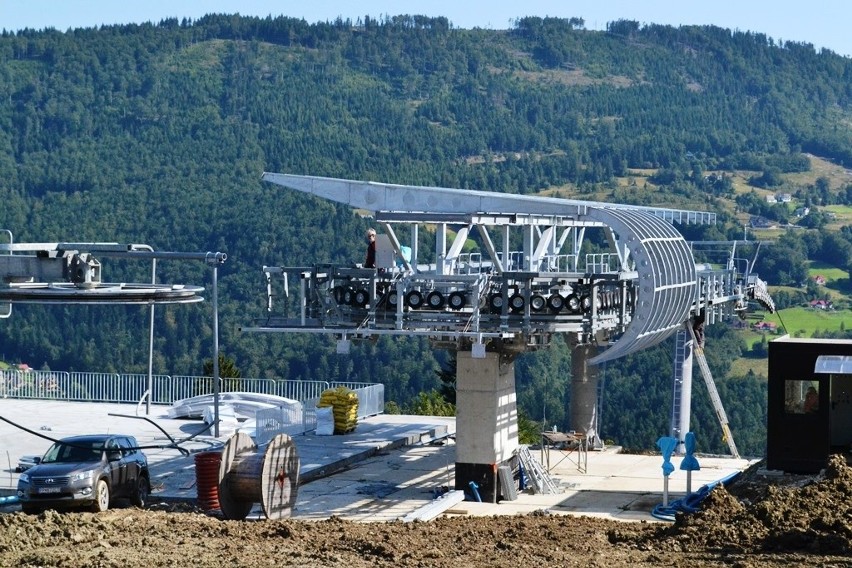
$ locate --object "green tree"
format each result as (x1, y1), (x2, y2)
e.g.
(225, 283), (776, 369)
(203, 353), (242, 378)
(751, 335), (769, 357)
(405, 389), (456, 417)
(517, 409), (542, 445)
(753, 232), (809, 286)
(435, 350), (457, 405)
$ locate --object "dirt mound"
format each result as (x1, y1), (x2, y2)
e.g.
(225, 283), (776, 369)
(1, 456), (850, 567)
(627, 454), (852, 556)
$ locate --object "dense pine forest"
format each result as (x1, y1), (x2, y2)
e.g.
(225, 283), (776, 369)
(1, 14), (851, 456)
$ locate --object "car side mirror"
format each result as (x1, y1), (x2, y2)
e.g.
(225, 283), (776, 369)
(107, 451), (122, 462)
(33, 457), (41, 465)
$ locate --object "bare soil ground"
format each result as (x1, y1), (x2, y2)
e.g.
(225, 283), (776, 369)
(1, 455), (850, 568)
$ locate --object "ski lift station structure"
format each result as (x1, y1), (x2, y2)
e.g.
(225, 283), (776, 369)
(247, 173), (775, 503)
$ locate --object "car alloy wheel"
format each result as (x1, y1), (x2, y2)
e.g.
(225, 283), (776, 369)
(92, 479), (110, 512)
(566, 294), (581, 313)
(385, 290), (398, 310)
(488, 292), (504, 313)
(353, 289), (370, 307)
(331, 285), (346, 304)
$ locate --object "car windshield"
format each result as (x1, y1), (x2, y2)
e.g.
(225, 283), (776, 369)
(41, 441), (104, 464)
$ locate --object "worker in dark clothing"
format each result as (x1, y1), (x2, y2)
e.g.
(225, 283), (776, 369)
(364, 228), (377, 269)
(692, 309), (706, 349)
(804, 386), (819, 413)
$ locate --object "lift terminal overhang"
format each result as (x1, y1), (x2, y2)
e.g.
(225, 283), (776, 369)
(257, 173), (729, 364)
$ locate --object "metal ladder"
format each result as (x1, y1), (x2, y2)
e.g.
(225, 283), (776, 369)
(686, 322), (740, 459)
(517, 446), (559, 494)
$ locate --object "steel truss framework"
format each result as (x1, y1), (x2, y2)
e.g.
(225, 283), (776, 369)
(245, 174), (772, 364)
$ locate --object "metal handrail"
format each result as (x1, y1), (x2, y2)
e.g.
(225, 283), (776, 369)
(0, 369), (380, 408)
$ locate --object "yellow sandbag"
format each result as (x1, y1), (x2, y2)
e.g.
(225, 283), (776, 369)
(318, 387), (359, 434)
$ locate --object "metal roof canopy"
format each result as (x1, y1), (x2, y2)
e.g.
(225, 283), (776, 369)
(260, 173), (717, 226)
(815, 355), (852, 374)
(258, 173), (711, 364)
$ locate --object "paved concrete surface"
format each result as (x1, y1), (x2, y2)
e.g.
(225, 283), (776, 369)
(0, 399), (757, 522)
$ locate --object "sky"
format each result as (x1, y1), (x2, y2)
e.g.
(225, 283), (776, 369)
(1, 0), (850, 58)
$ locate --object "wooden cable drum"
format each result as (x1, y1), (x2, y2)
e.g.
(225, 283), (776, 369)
(216, 432), (300, 520)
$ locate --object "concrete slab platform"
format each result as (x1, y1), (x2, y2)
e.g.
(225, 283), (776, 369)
(0, 399), (454, 502)
(0, 399), (757, 523)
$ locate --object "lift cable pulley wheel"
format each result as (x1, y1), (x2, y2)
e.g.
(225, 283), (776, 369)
(0, 233), (222, 308)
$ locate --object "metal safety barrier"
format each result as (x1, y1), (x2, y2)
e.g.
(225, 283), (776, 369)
(253, 383), (384, 444)
(1, 369), (385, 445)
(0, 369), (381, 411)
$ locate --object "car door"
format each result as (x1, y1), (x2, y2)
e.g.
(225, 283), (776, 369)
(116, 436), (140, 496)
(105, 437), (127, 498)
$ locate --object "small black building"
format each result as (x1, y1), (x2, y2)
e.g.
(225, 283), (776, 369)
(767, 336), (852, 473)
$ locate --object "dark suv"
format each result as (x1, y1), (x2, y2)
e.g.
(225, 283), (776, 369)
(16, 434), (150, 514)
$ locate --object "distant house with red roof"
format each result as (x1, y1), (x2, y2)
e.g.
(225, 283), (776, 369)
(809, 299), (833, 310)
(752, 321), (777, 332)
(812, 275), (826, 285)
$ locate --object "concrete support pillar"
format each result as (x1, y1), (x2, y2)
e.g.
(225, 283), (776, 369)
(571, 343), (600, 447)
(455, 350), (519, 503)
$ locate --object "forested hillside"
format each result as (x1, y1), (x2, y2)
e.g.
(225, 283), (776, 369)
(1, 14), (851, 456)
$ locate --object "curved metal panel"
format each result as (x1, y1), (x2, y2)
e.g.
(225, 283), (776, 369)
(587, 208), (696, 364)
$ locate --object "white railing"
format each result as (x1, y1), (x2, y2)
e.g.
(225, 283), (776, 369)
(0, 370), (386, 441)
(0, 370), (380, 409)
(346, 383), (385, 419)
(254, 403), (310, 444)
(585, 253), (618, 274)
(257, 383), (384, 444)
(456, 251), (582, 273)
(0, 370), (168, 403)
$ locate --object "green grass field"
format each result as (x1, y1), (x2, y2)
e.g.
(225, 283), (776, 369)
(762, 306), (851, 336)
(729, 355), (768, 378)
(807, 261), (849, 282)
(727, 304), (852, 378)
(823, 204), (852, 227)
